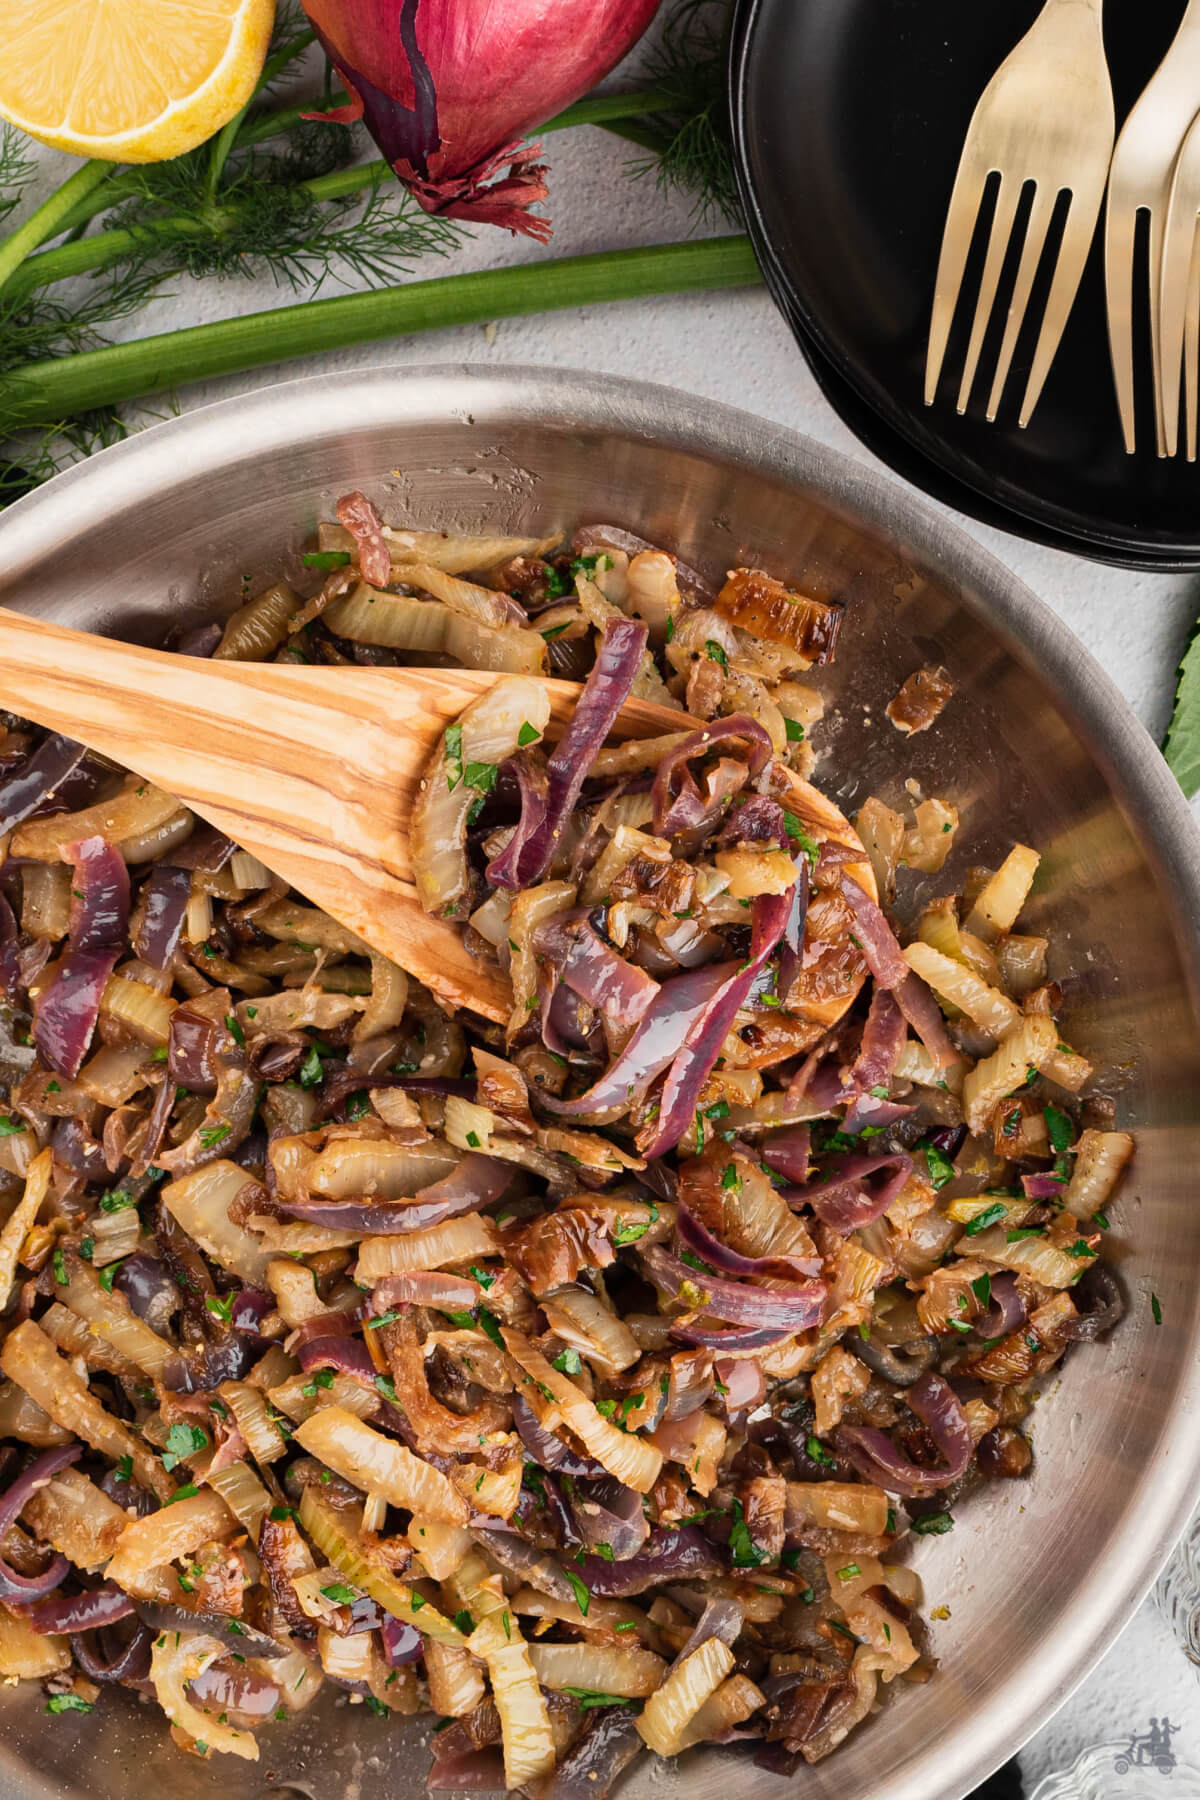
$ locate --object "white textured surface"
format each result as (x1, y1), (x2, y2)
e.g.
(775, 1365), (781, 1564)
(20, 22), (1200, 1790)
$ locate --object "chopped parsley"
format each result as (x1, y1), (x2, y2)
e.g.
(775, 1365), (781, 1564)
(517, 721), (542, 747)
(297, 1046), (323, 1088)
(784, 716), (805, 742)
(478, 1308), (504, 1348)
(970, 1273), (992, 1309)
(1006, 1227), (1044, 1243)
(922, 1141), (957, 1190)
(302, 550), (351, 570)
(909, 1512), (954, 1536)
(366, 1309), (401, 1330)
(113, 1455), (133, 1484)
(346, 1089), (370, 1121)
(465, 1129), (481, 1148)
(837, 1563), (861, 1581)
(0, 1115), (25, 1137)
(165, 1485), (199, 1504)
(1064, 1239), (1095, 1259)
(721, 1162), (742, 1193)
(964, 1202), (1007, 1236)
(728, 1498), (767, 1568)
(704, 1098), (730, 1121)
(198, 1124), (232, 1149)
(552, 1347), (583, 1375)
(1043, 1104), (1075, 1152)
(225, 1013), (245, 1046)
(46, 1694), (93, 1715)
(268, 1505), (295, 1522)
(470, 1264), (495, 1290)
(1093, 1209), (1109, 1230)
(1152, 1293), (1163, 1326)
(162, 1423), (209, 1471)
(99, 1188), (136, 1213)
(320, 1583), (359, 1605)
(374, 1374), (397, 1403)
(301, 1368), (336, 1397)
(613, 1201), (658, 1247)
(806, 1434), (836, 1470)
(205, 1292), (235, 1324)
(563, 1689), (631, 1709)
(564, 1568), (590, 1616)
(782, 812), (820, 868)
(704, 639), (728, 670)
(454, 1609), (476, 1634)
(464, 760), (498, 795)
(52, 1248), (67, 1286)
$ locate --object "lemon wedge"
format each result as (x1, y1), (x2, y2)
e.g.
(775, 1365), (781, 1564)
(0, 0), (276, 163)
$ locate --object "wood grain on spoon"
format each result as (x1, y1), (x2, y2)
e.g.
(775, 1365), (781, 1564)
(0, 605), (871, 1026)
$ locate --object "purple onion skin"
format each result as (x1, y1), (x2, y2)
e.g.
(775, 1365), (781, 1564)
(133, 1601), (285, 1659)
(381, 1617), (423, 1666)
(296, 1335), (377, 1384)
(677, 1199), (821, 1280)
(115, 1254), (179, 1330)
(512, 1394), (606, 1479)
(32, 836), (130, 1079)
(564, 1476), (648, 1562)
(133, 865), (191, 970)
(836, 1373), (971, 1497)
(72, 1621), (153, 1685)
(0, 734), (87, 837)
(642, 1245), (826, 1331)
(0, 1445), (81, 1602)
(24, 1582), (134, 1635)
(543, 1705), (644, 1800)
(652, 715), (773, 838)
(576, 1525), (722, 1596)
(279, 1150), (511, 1235)
(0, 891), (20, 1001)
(975, 1273), (1027, 1339)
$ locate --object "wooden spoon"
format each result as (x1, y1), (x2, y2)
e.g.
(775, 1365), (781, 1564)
(0, 607), (871, 1026)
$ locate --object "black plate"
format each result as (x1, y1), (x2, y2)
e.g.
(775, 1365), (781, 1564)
(730, 0), (1200, 568)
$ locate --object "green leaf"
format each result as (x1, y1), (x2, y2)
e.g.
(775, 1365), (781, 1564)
(444, 724), (464, 790)
(613, 1201), (657, 1247)
(320, 1582), (359, 1605)
(302, 550), (351, 570)
(563, 1688), (631, 1709)
(454, 1609), (475, 1634)
(783, 716), (805, 742)
(564, 1568), (590, 1616)
(1152, 1292), (1163, 1325)
(162, 1422), (209, 1471)
(970, 1273), (992, 1309)
(198, 1123), (232, 1149)
(46, 1694), (93, 1715)
(225, 1012), (245, 1047)
(113, 1455), (133, 1484)
(721, 1161), (742, 1192)
(704, 638), (727, 670)
(478, 1308), (504, 1348)
(552, 1347), (583, 1375)
(463, 760), (498, 794)
(922, 1141), (956, 1190)
(964, 1202), (1007, 1237)
(728, 1498), (766, 1568)
(165, 1484), (199, 1505)
(781, 812), (819, 868)
(909, 1511), (954, 1536)
(1165, 617), (1200, 797)
(0, 1114), (26, 1137)
(517, 721), (541, 747)
(806, 1433), (836, 1470)
(297, 1046), (323, 1088)
(366, 1309), (401, 1330)
(52, 1247), (68, 1286)
(1043, 1104), (1074, 1152)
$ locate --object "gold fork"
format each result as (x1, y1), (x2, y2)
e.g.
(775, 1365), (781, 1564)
(925, 0), (1115, 426)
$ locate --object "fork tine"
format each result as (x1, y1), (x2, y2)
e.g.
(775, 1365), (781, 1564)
(925, 156), (992, 407)
(986, 184), (1055, 420)
(955, 175), (1022, 413)
(1185, 227), (1200, 461)
(1104, 197), (1140, 454)
(1158, 181), (1196, 460)
(1018, 186), (1100, 428)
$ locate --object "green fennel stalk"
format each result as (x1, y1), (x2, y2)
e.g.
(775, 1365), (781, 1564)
(0, 236), (761, 431)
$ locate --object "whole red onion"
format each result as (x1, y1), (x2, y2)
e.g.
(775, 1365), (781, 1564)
(301, 0), (664, 239)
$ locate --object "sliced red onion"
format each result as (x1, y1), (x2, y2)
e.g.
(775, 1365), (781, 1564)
(473, 1529), (577, 1601)
(784, 1150), (913, 1234)
(175, 621), (223, 658)
(651, 715), (772, 838)
(836, 1373), (971, 1497)
(849, 1333), (939, 1389)
(577, 1525), (722, 1596)
(642, 890), (794, 1158)
(296, 1335), (377, 1384)
(170, 824), (236, 872)
(844, 988), (906, 1095)
(381, 1617), (424, 1665)
(0, 1445), (80, 1602)
(762, 1127), (812, 1184)
(317, 1066), (476, 1118)
(1059, 1262), (1124, 1342)
(0, 891), (20, 1001)
(278, 1150), (511, 1233)
(231, 1286), (271, 1335)
(675, 1596), (745, 1659)
(186, 1661), (282, 1722)
(0, 734), (87, 837)
(33, 836), (130, 1079)
(563, 1475), (648, 1562)
(841, 1093), (913, 1135)
(543, 1704), (643, 1800)
(671, 1321), (796, 1353)
(494, 618), (649, 888)
(975, 1272), (1027, 1339)
(1022, 1171), (1068, 1200)
(540, 970), (604, 1059)
(718, 794), (788, 849)
(839, 877), (909, 988)
(484, 751), (549, 890)
(714, 1355), (765, 1413)
(642, 1245), (825, 1331)
(51, 1115), (110, 1184)
(133, 1601), (286, 1658)
(168, 1004), (223, 1094)
(373, 1271), (479, 1311)
(512, 1394), (606, 1478)
(133, 865), (191, 970)
(894, 973), (961, 1068)
(72, 1621), (153, 1684)
(114, 1254), (178, 1333)
(533, 912), (658, 1028)
(24, 1583), (136, 1635)
(539, 959), (736, 1118)
(678, 1201), (821, 1279)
